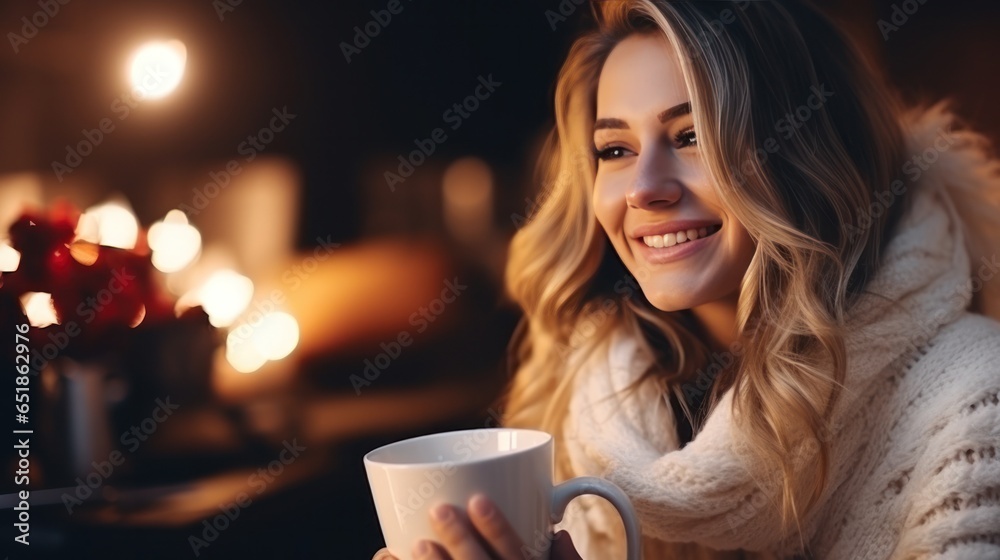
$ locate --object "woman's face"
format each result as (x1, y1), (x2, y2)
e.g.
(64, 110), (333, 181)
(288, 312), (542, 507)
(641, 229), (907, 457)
(592, 33), (756, 312)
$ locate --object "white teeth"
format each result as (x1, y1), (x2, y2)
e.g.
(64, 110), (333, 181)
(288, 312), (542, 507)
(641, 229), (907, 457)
(642, 224), (720, 248)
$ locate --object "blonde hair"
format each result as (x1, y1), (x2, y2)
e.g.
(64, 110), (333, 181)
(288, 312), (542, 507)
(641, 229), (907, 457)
(501, 1), (934, 557)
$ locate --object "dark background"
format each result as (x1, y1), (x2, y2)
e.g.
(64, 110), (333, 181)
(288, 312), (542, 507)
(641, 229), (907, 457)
(4, 0), (996, 246)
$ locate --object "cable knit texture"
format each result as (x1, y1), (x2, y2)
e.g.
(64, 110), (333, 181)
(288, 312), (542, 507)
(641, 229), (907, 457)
(555, 105), (1000, 559)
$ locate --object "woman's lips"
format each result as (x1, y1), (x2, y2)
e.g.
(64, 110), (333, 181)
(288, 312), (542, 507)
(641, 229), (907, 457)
(633, 224), (721, 265)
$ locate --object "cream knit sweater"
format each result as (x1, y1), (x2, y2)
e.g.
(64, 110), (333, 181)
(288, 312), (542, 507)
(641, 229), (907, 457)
(556, 105), (1000, 559)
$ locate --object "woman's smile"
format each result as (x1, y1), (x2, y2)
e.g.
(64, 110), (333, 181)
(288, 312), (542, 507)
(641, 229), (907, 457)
(630, 222), (723, 265)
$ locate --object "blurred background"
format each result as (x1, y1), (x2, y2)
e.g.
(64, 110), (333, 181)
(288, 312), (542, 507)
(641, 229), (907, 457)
(0, 0), (997, 558)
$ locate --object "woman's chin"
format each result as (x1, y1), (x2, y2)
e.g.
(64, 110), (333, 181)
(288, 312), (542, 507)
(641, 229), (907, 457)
(640, 281), (742, 317)
(641, 292), (705, 313)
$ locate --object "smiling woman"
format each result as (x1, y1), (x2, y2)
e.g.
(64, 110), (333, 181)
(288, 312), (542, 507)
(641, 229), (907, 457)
(491, 0), (1000, 559)
(370, 0), (1000, 559)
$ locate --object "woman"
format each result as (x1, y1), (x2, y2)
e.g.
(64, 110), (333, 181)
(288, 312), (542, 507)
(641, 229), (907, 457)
(376, 0), (1000, 558)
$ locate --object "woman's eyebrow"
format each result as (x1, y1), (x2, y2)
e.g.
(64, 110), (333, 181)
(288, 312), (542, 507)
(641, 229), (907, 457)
(593, 101), (692, 132)
(657, 101), (691, 123)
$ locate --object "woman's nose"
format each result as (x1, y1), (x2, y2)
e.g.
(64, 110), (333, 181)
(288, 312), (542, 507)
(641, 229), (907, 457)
(626, 150), (683, 209)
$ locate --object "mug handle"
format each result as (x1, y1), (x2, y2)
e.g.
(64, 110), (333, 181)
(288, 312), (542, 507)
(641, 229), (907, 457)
(551, 476), (642, 560)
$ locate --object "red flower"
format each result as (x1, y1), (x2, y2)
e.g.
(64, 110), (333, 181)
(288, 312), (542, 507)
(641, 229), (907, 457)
(1, 202), (180, 361)
(5, 207), (77, 294)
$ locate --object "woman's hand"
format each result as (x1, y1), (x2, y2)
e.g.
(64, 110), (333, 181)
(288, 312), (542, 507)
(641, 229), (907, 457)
(372, 493), (582, 559)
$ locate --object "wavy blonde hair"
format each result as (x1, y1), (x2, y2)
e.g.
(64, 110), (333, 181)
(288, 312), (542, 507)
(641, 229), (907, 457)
(502, 1), (922, 557)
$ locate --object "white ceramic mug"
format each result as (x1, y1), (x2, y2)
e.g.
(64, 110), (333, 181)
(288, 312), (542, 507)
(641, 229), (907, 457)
(364, 428), (641, 560)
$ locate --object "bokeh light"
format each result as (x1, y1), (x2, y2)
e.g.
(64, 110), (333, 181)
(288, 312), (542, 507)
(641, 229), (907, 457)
(129, 40), (187, 99)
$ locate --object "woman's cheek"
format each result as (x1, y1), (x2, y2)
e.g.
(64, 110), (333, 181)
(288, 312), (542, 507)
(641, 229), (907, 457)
(593, 177), (626, 230)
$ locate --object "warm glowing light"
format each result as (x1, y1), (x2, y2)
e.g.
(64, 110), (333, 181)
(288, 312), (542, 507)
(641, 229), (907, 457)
(199, 269), (254, 327)
(130, 40), (187, 99)
(225, 312), (299, 373)
(20, 292), (58, 328)
(75, 213), (100, 243)
(226, 333), (267, 374)
(79, 201), (139, 249)
(442, 157), (494, 242)
(149, 210), (201, 273)
(68, 241), (99, 266)
(167, 245), (236, 298)
(253, 312), (299, 360)
(0, 242), (20, 272)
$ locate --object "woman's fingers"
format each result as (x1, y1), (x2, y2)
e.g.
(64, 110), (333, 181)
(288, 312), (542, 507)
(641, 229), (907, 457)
(466, 494), (525, 559)
(422, 503), (490, 560)
(412, 539), (453, 560)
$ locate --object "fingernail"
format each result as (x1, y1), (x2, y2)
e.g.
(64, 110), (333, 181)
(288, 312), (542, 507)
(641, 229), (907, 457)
(470, 494), (494, 519)
(413, 540), (431, 557)
(431, 504), (452, 522)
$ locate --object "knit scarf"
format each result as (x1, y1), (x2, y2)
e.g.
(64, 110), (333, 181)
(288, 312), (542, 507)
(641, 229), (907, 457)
(559, 104), (997, 556)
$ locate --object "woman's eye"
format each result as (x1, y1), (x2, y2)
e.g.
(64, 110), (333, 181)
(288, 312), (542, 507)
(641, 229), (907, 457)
(593, 146), (631, 161)
(674, 127), (697, 149)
